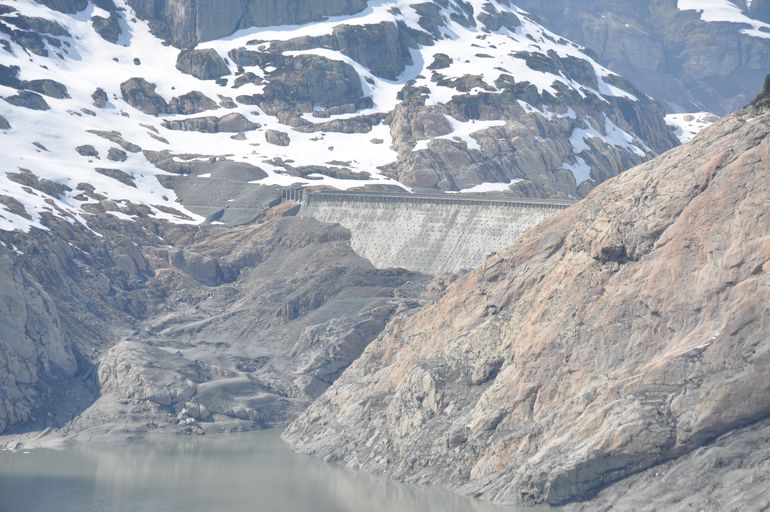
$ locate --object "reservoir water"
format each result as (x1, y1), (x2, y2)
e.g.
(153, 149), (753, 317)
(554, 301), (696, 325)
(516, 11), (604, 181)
(0, 430), (513, 512)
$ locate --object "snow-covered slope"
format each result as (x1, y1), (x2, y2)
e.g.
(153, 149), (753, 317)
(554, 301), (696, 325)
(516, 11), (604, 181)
(0, 0), (677, 233)
(665, 112), (720, 143)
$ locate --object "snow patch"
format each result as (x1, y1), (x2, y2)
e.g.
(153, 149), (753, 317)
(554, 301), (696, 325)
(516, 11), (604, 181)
(665, 112), (719, 143)
(448, 179), (523, 194)
(678, 0), (770, 39)
(561, 156), (593, 186)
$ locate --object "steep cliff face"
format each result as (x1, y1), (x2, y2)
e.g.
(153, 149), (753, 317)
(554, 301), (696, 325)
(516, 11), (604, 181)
(126, 0), (368, 48)
(0, 254), (77, 434)
(285, 99), (770, 507)
(514, 0), (770, 115)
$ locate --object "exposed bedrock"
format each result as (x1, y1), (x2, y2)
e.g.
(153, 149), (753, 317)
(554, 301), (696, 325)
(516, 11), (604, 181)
(272, 21), (414, 80)
(161, 112), (259, 133)
(383, 80), (677, 195)
(92, 11), (122, 43)
(514, 0), (770, 115)
(285, 102), (770, 506)
(0, 254), (77, 434)
(228, 50), (367, 112)
(0, 197), (427, 438)
(3, 90), (50, 110)
(120, 77), (168, 115)
(126, 0), (369, 48)
(31, 0), (88, 13)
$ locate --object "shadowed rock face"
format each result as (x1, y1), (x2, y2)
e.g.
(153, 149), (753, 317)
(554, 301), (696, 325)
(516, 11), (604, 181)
(0, 254), (77, 434)
(285, 101), (770, 507)
(127, 0), (368, 48)
(32, 0), (88, 14)
(751, 0), (770, 23)
(514, 0), (770, 115)
(0, 199), (427, 439)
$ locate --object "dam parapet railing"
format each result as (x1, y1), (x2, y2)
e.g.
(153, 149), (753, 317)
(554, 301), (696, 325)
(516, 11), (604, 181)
(282, 188), (575, 211)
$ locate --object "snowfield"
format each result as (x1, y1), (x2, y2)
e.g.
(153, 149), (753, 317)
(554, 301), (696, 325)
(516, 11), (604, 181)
(665, 112), (720, 143)
(0, 0), (671, 232)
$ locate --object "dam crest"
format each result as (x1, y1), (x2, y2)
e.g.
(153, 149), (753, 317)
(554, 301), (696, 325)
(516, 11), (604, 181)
(291, 190), (572, 275)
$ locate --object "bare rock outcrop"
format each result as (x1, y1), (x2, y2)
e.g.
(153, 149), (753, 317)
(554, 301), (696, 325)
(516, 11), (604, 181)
(3, 90), (49, 110)
(175, 48), (230, 80)
(0, 254), (77, 433)
(514, 0), (770, 115)
(92, 11), (122, 43)
(285, 102), (770, 506)
(265, 129), (290, 146)
(127, 0), (368, 48)
(161, 112), (259, 133)
(0, 197), (427, 438)
(168, 91), (218, 115)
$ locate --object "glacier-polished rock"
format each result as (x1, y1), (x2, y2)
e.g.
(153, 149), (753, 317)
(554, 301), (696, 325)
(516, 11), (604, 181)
(285, 99), (770, 507)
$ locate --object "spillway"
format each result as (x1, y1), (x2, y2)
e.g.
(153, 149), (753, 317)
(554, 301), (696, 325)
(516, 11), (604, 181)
(298, 191), (571, 274)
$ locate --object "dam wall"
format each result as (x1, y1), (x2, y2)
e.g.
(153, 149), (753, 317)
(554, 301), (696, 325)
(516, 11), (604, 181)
(297, 191), (571, 275)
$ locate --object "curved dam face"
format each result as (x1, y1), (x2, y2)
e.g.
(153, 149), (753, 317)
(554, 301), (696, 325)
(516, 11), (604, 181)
(298, 191), (571, 275)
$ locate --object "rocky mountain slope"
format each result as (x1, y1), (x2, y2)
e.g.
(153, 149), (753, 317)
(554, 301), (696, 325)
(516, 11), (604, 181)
(0, 0), (678, 235)
(514, 0), (770, 115)
(285, 87), (770, 508)
(0, 0), (688, 440)
(0, 196), (428, 438)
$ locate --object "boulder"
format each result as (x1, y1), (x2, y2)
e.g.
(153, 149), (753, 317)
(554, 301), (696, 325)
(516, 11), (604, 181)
(265, 129), (290, 146)
(107, 147), (128, 162)
(4, 90), (49, 110)
(87, 130), (142, 153)
(176, 49), (230, 80)
(75, 145), (99, 157)
(0, 64), (21, 88)
(168, 91), (218, 114)
(92, 12), (122, 43)
(91, 87), (108, 108)
(31, 0), (87, 13)
(24, 78), (69, 99)
(120, 77), (168, 115)
(126, 0), (367, 47)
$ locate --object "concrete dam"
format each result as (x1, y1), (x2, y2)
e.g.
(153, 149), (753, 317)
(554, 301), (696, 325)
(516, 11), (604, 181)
(293, 190), (572, 275)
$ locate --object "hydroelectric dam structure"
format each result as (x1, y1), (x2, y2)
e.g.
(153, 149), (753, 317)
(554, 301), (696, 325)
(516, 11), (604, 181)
(284, 189), (573, 275)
